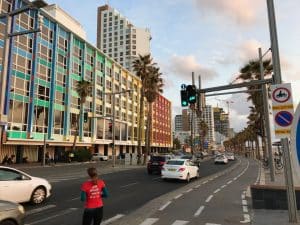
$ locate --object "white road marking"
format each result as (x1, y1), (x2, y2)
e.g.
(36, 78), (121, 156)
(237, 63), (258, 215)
(26, 208), (78, 225)
(120, 182), (139, 188)
(240, 214), (251, 223)
(243, 205), (249, 213)
(139, 218), (159, 225)
(213, 188), (220, 194)
(195, 184), (201, 188)
(242, 199), (248, 206)
(68, 197), (80, 201)
(171, 220), (189, 225)
(26, 204), (56, 215)
(102, 214), (125, 225)
(203, 180), (208, 184)
(233, 177), (237, 180)
(186, 188), (193, 193)
(221, 184), (226, 189)
(152, 177), (161, 180)
(194, 205), (205, 217)
(205, 223), (221, 225)
(205, 195), (213, 203)
(159, 201), (172, 211)
(227, 180), (232, 184)
(241, 194), (245, 199)
(174, 194), (183, 199)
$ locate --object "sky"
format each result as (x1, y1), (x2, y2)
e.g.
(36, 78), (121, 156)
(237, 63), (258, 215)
(46, 0), (300, 133)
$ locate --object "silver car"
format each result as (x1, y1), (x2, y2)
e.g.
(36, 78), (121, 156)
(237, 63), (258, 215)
(0, 200), (24, 225)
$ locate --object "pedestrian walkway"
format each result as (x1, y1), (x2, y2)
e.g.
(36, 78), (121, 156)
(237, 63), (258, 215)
(251, 164), (300, 225)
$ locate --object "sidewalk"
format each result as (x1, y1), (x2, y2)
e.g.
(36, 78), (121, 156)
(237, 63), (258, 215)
(251, 165), (300, 225)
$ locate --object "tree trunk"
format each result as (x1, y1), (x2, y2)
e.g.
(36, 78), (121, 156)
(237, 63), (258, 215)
(137, 89), (145, 165)
(72, 113), (80, 151)
(145, 102), (153, 165)
(255, 137), (260, 160)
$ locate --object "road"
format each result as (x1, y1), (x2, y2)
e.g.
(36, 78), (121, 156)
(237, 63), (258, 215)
(22, 158), (236, 225)
(119, 157), (259, 225)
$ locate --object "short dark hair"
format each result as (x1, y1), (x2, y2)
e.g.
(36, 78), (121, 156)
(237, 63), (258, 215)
(87, 167), (97, 178)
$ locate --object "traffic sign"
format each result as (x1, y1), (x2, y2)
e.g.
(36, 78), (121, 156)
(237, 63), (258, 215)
(271, 83), (294, 139)
(181, 84), (186, 90)
(290, 102), (300, 186)
(275, 111), (293, 127)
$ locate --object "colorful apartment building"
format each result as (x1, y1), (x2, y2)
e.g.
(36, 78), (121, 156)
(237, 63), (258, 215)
(0, 0), (172, 163)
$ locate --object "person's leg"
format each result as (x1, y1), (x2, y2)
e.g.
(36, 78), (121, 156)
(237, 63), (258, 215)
(82, 208), (93, 225)
(93, 207), (103, 225)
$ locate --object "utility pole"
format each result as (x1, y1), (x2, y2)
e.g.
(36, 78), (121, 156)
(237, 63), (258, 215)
(111, 94), (116, 167)
(191, 72), (195, 154)
(266, 0), (298, 222)
(259, 47), (275, 182)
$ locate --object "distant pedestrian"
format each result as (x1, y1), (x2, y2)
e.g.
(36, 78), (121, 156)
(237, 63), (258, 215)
(81, 167), (108, 225)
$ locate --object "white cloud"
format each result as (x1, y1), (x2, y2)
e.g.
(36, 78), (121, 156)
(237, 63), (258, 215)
(167, 55), (218, 81)
(193, 0), (263, 26)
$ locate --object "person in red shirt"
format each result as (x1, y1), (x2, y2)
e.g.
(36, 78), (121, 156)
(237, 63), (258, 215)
(81, 167), (108, 225)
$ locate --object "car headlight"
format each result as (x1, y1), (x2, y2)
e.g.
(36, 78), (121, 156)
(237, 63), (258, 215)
(18, 205), (25, 214)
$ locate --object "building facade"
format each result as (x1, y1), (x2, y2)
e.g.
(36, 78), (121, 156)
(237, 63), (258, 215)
(151, 94), (172, 152)
(174, 114), (182, 132)
(200, 105), (215, 146)
(0, 0), (170, 163)
(213, 107), (229, 138)
(96, 5), (151, 72)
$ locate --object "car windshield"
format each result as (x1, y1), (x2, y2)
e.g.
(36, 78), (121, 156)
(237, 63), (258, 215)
(151, 156), (166, 162)
(166, 160), (184, 165)
(181, 155), (192, 159)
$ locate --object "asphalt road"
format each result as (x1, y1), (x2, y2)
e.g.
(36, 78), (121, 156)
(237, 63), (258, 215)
(21, 158), (236, 225)
(120, 157), (259, 225)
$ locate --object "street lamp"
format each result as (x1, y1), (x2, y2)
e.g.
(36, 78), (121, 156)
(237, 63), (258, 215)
(0, 0), (47, 161)
(105, 89), (133, 167)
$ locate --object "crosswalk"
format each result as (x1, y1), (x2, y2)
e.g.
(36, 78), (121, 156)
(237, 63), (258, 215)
(138, 218), (221, 225)
(43, 172), (86, 183)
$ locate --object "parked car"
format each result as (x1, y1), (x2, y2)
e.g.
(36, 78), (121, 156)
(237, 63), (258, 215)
(91, 153), (108, 161)
(225, 152), (235, 161)
(147, 155), (173, 174)
(180, 155), (201, 167)
(0, 166), (51, 204)
(161, 159), (199, 182)
(214, 154), (229, 164)
(0, 200), (25, 225)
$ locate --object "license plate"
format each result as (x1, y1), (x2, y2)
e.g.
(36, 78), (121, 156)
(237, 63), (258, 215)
(168, 168), (176, 171)
(152, 162), (158, 165)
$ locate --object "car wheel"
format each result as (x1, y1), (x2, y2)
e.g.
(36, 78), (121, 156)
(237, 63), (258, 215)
(196, 170), (200, 178)
(0, 220), (17, 225)
(31, 186), (46, 204)
(186, 173), (190, 183)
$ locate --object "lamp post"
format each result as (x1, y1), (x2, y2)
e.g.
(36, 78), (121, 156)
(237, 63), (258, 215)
(0, 0), (47, 155)
(105, 89), (132, 167)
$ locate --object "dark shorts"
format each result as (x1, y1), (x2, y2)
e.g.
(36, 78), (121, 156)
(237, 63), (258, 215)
(82, 207), (103, 225)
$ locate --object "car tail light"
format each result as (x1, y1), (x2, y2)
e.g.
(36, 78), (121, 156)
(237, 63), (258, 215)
(159, 161), (165, 165)
(161, 167), (165, 170)
(178, 167), (185, 172)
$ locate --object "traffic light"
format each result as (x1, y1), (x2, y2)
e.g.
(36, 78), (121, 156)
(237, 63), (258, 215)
(83, 112), (88, 123)
(186, 85), (197, 104)
(180, 90), (188, 107)
(108, 122), (113, 133)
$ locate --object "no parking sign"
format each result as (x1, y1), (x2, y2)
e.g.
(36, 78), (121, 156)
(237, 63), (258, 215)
(290, 102), (300, 186)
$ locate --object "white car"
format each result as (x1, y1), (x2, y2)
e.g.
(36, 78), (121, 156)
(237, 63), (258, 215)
(161, 159), (199, 182)
(225, 153), (235, 161)
(214, 155), (229, 164)
(92, 153), (108, 161)
(0, 166), (51, 204)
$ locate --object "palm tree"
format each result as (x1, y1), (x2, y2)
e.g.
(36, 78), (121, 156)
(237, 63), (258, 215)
(133, 54), (155, 164)
(72, 80), (92, 151)
(144, 66), (164, 163)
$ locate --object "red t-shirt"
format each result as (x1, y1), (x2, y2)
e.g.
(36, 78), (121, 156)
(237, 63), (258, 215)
(81, 180), (105, 208)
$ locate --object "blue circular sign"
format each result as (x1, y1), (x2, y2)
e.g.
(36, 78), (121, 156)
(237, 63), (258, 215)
(275, 111), (293, 127)
(296, 118), (300, 164)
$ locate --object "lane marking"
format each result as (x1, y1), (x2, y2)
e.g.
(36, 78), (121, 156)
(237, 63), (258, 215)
(174, 194), (183, 199)
(240, 214), (251, 223)
(221, 185), (226, 189)
(139, 218), (159, 225)
(241, 194), (245, 200)
(205, 195), (213, 203)
(203, 180), (208, 184)
(68, 197), (80, 201)
(195, 184), (201, 188)
(26, 208), (78, 225)
(186, 188), (193, 193)
(227, 180), (232, 184)
(171, 220), (189, 225)
(159, 201), (172, 211)
(233, 177), (237, 180)
(120, 182), (139, 188)
(26, 204), (56, 215)
(242, 200), (248, 206)
(194, 205), (205, 217)
(205, 223), (221, 225)
(152, 177), (161, 180)
(102, 214), (125, 225)
(243, 205), (249, 213)
(213, 188), (220, 194)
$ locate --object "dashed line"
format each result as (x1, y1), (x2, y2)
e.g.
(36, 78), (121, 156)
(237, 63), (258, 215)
(102, 214), (125, 225)
(205, 195), (213, 203)
(240, 214), (250, 223)
(243, 205), (249, 213)
(174, 194), (183, 199)
(203, 180), (208, 184)
(194, 205), (205, 217)
(195, 184), (201, 188)
(159, 201), (172, 211)
(185, 188), (193, 193)
(221, 184), (226, 189)
(213, 188), (221, 194)
(120, 182), (139, 188)
(26, 204), (56, 215)
(242, 199), (248, 206)
(139, 218), (159, 225)
(171, 220), (189, 225)
(227, 180), (232, 184)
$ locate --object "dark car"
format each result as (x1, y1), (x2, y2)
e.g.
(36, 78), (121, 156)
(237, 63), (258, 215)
(147, 155), (172, 174)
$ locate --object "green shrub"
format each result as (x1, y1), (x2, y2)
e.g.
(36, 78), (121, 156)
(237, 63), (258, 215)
(74, 148), (92, 162)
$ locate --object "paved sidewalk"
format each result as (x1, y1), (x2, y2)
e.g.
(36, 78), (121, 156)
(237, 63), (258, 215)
(251, 164), (300, 225)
